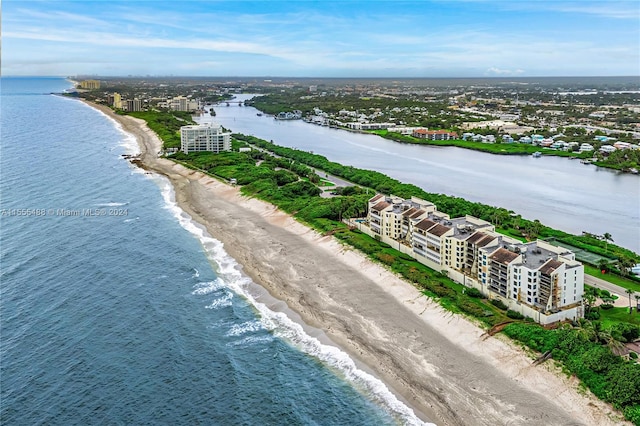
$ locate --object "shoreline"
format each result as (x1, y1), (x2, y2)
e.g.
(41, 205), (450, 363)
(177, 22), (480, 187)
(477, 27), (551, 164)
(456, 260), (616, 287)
(85, 100), (628, 426)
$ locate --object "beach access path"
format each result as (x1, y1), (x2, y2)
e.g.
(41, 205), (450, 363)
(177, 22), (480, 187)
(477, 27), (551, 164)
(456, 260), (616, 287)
(90, 102), (628, 426)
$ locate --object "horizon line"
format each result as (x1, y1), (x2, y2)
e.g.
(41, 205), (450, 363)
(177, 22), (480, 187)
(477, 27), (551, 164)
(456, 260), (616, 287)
(3, 75), (640, 80)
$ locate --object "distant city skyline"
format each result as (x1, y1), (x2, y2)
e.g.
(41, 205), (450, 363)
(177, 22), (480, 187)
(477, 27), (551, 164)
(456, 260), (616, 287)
(3, 0), (639, 78)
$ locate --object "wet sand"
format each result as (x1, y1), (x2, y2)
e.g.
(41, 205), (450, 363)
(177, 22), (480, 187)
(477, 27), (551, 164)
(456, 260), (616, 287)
(88, 101), (627, 426)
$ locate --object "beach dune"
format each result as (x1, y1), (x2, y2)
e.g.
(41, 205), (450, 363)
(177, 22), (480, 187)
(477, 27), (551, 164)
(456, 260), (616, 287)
(93, 102), (627, 426)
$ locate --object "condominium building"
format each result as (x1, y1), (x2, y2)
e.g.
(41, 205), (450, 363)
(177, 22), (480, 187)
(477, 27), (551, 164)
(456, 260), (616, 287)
(166, 96), (199, 112)
(112, 92), (122, 109)
(412, 129), (458, 140)
(356, 194), (584, 324)
(126, 99), (142, 112)
(345, 122), (395, 131)
(180, 123), (231, 154)
(80, 79), (100, 89)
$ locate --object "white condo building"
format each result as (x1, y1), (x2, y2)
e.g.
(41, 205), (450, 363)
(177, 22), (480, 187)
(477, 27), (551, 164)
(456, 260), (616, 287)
(358, 194), (584, 324)
(180, 123), (231, 154)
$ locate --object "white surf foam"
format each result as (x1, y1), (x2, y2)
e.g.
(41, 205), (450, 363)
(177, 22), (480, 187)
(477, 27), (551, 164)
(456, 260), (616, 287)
(192, 279), (225, 295)
(226, 320), (264, 337)
(228, 335), (274, 347)
(205, 291), (233, 310)
(156, 174), (433, 426)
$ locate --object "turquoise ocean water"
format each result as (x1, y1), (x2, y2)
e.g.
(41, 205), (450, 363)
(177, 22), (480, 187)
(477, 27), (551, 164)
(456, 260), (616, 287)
(0, 78), (428, 425)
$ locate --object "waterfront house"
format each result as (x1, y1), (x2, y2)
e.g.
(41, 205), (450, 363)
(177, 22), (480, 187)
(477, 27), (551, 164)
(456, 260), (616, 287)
(462, 132), (475, 140)
(579, 143), (594, 152)
(613, 141), (631, 150)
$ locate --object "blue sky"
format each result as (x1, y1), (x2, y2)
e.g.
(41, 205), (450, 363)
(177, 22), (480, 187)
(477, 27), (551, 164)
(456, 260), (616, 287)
(3, 0), (639, 77)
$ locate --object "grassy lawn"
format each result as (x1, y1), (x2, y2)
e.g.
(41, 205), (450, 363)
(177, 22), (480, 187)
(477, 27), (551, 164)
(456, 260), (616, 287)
(585, 265), (640, 293)
(599, 306), (640, 328)
(319, 179), (336, 187)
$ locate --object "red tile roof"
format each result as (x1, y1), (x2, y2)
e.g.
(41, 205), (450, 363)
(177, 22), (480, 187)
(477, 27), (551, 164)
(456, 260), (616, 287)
(466, 232), (495, 247)
(539, 259), (563, 275)
(490, 248), (519, 264)
(427, 224), (452, 237)
(402, 207), (418, 217)
(415, 218), (437, 231)
(371, 201), (391, 211)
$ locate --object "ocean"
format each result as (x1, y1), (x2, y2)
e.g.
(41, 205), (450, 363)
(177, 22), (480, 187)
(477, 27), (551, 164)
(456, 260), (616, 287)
(0, 78), (427, 425)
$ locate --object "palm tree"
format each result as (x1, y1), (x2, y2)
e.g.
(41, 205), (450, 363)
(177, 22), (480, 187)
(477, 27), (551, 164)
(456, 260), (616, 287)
(602, 232), (613, 253)
(617, 256), (635, 277)
(625, 289), (634, 314)
(524, 219), (543, 240)
(597, 259), (610, 273)
(583, 287), (598, 316)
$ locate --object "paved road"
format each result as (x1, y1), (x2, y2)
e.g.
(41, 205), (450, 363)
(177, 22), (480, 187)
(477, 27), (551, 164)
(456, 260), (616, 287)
(313, 168), (355, 188)
(249, 143), (357, 197)
(585, 274), (638, 308)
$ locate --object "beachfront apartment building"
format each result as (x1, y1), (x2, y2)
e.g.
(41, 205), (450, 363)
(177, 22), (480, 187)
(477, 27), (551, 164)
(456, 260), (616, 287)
(125, 99), (142, 112)
(80, 79), (100, 89)
(357, 194), (584, 324)
(180, 123), (231, 154)
(111, 92), (122, 109)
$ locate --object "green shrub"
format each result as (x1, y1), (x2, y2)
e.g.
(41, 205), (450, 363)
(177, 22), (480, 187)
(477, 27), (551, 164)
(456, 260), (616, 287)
(458, 297), (486, 316)
(630, 352), (638, 360)
(506, 310), (525, 320)
(465, 287), (483, 298)
(376, 253), (396, 265)
(600, 303), (614, 310)
(432, 284), (455, 298)
(624, 404), (640, 425)
(585, 310), (601, 320)
(611, 323), (640, 342)
(490, 299), (508, 310)
(502, 323), (559, 353)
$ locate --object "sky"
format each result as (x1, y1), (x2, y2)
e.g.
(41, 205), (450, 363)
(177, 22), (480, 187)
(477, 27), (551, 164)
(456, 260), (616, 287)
(3, 0), (640, 77)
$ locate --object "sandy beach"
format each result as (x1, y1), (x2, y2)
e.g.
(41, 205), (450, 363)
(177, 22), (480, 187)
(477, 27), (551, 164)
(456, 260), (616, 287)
(89, 101), (628, 426)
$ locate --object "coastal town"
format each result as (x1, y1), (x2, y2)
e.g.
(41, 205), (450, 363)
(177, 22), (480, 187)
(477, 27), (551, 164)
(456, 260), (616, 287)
(69, 76), (640, 424)
(75, 76), (640, 172)
(7, 2), (640, 426)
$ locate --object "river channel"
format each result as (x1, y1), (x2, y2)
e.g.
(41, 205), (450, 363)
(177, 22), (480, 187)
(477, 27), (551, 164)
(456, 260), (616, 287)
(208, 94), (639, 253)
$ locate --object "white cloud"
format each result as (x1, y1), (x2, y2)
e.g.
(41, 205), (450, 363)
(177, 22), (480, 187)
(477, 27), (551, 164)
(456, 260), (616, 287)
(500, 1), (640, 20)
(485, 67), (525, 76)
